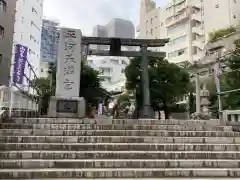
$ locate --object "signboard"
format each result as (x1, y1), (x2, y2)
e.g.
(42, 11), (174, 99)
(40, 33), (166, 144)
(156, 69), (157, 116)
(56, 28), (82, 97)
(12, 44), (28, 84)
(56, 100), (78, 113)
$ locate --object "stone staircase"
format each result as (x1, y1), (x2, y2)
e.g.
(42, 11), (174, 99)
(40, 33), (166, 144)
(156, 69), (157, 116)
(0, 118), (240, 179)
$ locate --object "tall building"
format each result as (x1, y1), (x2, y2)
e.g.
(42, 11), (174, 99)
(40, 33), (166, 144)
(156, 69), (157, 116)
(105, 18), (135, 38)
(40, 19), (60, 63)
(0, 0), (16, 86)
(137, 0), (240, 65)
(93, 18), (135, 50)
(14, 0), (44, 84)
(89, 18), (134, 92)
(0, 0), (44, 86)
(88, 54), (129, 92)
(93, 25), (107, 37)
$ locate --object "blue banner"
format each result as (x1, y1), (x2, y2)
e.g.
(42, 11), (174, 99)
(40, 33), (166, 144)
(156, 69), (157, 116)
(12, 44), (28, 84)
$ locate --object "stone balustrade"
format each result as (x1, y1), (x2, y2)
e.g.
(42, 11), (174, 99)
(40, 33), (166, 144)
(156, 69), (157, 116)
(223, 110), (240, 123)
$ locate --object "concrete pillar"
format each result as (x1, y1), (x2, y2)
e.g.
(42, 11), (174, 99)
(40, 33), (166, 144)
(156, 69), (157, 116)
(187, 6), (193, 63)
(231, 114), (235, 123)
(195, 74), (201, 114)
(139, 45), (154, 119)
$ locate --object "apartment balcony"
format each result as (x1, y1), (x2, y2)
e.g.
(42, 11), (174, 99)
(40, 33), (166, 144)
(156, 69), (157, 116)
(192, 3), (202, 10)
(165, 12), (188, 28)
(166, 43), (187, 54)
(168, 53), (188, 64)
(99, 72), (112, 78)
(193, 53), (204, 62)
(191, 12), (201, 22)
(192, 38), (205, 50)
(167, 30), (188, 40)
(192, 26), (204, 36)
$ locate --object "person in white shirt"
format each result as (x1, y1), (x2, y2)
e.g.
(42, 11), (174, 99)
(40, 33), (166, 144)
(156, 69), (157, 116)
(98, 102), (103, 115)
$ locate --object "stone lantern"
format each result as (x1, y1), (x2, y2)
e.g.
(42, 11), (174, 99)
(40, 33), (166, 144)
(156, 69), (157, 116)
(200, 84), (211, 117)
(191, 84), (211, 120)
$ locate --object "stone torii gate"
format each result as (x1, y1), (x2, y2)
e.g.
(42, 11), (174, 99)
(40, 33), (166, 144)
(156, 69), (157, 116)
(48, 28), (168, 119)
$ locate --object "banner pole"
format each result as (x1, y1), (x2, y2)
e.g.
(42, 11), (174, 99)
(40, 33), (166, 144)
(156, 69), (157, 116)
(9, 43), (15, 117)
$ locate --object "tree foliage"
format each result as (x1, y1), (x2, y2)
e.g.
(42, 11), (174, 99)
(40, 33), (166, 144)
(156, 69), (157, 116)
(207, 54), (240, 115)
(125, 57), (191, 118)
(220, 55), (240, 109)
(209, 26), (236, 41)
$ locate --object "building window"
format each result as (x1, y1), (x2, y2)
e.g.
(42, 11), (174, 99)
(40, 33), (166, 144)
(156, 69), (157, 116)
(167, 23), (187, 35)
(151, 29), (153, 35)
(151, 18), (153, 24)
(0, 0), (6, 12)
(168, 48), (187, 58)
(0, 25), (4, 39)
(168, 35), (187, 45)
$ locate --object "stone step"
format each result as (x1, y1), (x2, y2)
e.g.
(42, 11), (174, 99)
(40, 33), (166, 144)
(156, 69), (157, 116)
(1, 124), (232, 132)
(1, 150), (240, 159)
(0, 168), (240, 178)
(7, 118), (223, 125)
(2, 179), (237, 180)
(0, 129), (238, 136)
(1, 159), (240, 169)
(1, 136), (239, 144)
(1, 143), (240, 151)
(1, 179), (237, 180)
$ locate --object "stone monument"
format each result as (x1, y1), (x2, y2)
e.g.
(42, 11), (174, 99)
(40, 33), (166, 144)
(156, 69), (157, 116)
(191, 83), (211, 120)
(200, 84), (211, 117)
(48, 28), (85, 117)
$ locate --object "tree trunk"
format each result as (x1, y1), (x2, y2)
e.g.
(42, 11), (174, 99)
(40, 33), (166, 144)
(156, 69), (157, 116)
(163, 99), (169, 119)
(158, 110), (161, 120)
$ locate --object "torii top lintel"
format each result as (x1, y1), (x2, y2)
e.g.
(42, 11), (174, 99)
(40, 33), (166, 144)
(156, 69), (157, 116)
(82, 36), (169, 47)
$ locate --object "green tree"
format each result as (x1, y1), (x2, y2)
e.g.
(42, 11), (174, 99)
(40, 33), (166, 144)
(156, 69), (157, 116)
(125, 57), (191, 119)
(220, 55), (240, 109)
(33, 77), (52, 114)
(111, 93), (131, 118)
(209, 26), (236, 41)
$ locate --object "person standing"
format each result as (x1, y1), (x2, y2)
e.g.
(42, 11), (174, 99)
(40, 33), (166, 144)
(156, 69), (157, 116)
(98, 101), (103, 115)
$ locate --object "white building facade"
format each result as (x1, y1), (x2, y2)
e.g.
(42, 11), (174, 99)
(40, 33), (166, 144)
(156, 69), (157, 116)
(87, 55), (129, 92)
(13, 0), (44, 84)
(138, 0), (240, 65)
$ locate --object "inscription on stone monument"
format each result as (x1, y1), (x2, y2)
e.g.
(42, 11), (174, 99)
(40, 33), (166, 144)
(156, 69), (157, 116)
(56, 28), (81, 97)
(56, 100), (78, 113)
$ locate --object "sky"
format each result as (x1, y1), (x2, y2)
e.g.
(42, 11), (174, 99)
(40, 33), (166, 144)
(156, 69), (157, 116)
(43, 0), (170, 36)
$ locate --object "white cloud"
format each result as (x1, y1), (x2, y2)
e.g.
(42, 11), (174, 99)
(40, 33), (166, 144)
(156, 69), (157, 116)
(43, 0), (169, 36)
